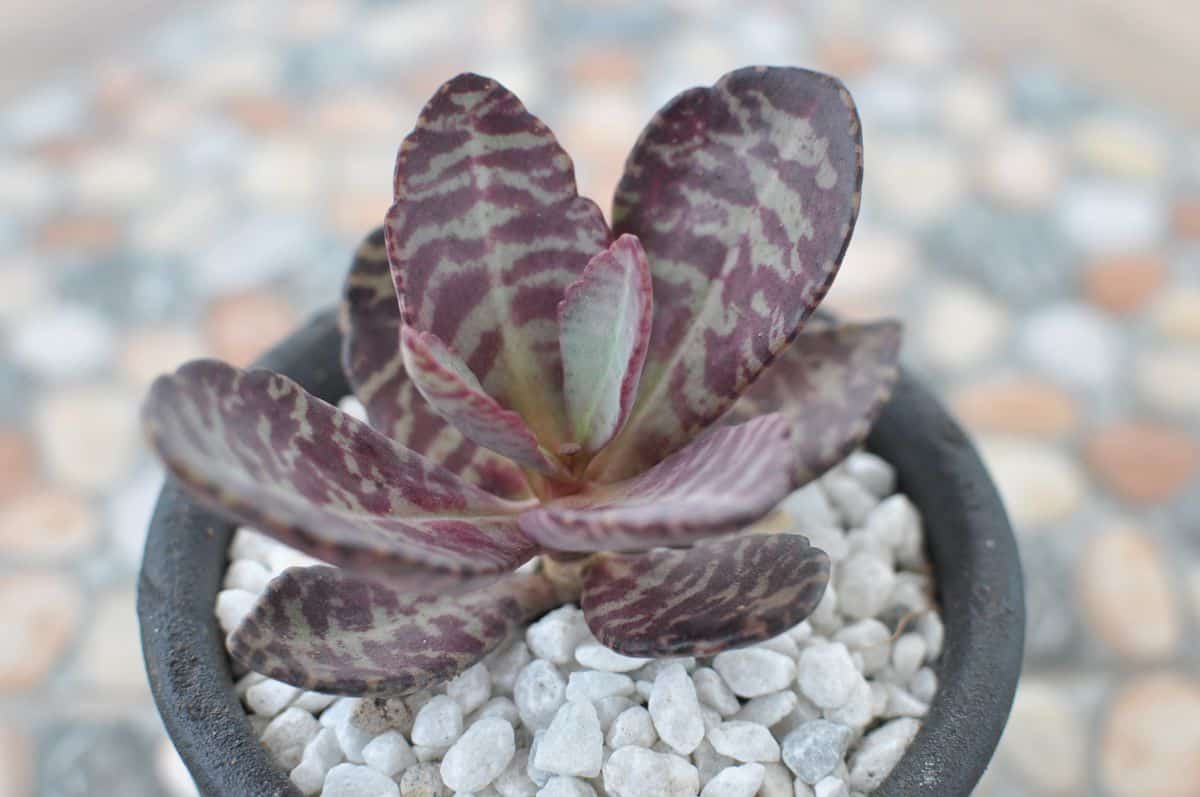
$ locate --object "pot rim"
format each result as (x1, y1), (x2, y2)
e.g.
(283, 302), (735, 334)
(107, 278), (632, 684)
(138, 308), (1024, 797)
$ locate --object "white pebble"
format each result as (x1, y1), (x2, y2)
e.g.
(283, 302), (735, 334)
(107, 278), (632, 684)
(534, 700), (603, 778)
(797, 643), (860, 709)
(808, 584), (840, 634)
(758, 762), (793, 797)
(441, 717), (516, 792)
(699, 762), (765, 797)
(917, 612), (945, 659)
(891, 634), (927, 681)
(848, 718), (920, 791)
(235, 672), (266, 698)
(320, 698), (359, 728)
(889, 572), (933, 613)
(637, 657), (696, 679)
(493, 748), (536, 797)
(883, 685), (929, 718)
(398, 762), (446, 796)
(260, 707), (319, 770)
(362, 731), (416, 776)
(527, 731), (551, 787)
(488, 641), (533, 694)
(245, 678), (299, 717)
(290, 727), (342, 795)
(713, 649), (796, 698)
(411, 695), (464, 748)
(835, 553), (895, 620)
(565, 670), (634, 703)
(863, 495), (917, 553)
(293, 691), (338, 713)
(834, 620), (892, 676)
(475, 696), (521, 727)
(909, 668), (938, 704)
(536, 775), (597, 797)
(602, 746), (699, 797)
(814, 775), (850, 797)
(708, 721), (781, 763)
(648, 662), (705, 755)
(693, 737), (735, 786)
(757, 634), (800, 659)
(693, 668), (741, 716)
(700, 704), (723, 734)
(734, 691), (797, 727)
(335, 712), (375, 764)
(514, 660), (566, 731)
(223, 558), (272, 593)
(779, 484), (841, 530)
(594, 696), (637, 732)
(825, 678), (875, 731)
(229, 527), (276, 564)
(324, 763), (399, 797)
(607, 705), (657, 749)
(822, 474), (878, 527)
(526, 606), (590, 664)
(574, 642), (649, 672)
(215, 589), (257, 634)
(448, 662), (492, 714)
(842, 452), (896, 498)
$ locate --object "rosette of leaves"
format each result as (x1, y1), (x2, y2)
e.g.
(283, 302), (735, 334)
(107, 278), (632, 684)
(143, 67), (903, 697)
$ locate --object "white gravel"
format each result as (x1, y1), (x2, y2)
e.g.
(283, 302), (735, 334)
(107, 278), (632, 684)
(220, 448), (940, 794)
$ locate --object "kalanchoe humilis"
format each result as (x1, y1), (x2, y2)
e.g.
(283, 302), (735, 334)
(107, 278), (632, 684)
(143, 67), (904, 697)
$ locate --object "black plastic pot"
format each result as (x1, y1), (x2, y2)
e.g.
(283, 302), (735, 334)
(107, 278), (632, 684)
(139, 309), (1024, 797)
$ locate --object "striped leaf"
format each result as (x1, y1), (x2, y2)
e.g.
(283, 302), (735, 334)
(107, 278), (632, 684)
(733, 319), (902, 483)
(593, 66), (863, 481)
(142, 360), (537, 586)
(581, 534), (830, 657)
(519, 413), (798, 552)
(401, 325), (558, 474)
(386, 73), (611, 454)
(230, 566), (561, 695)
(559, 234), (653, 453)
(340, 227), (531, 499)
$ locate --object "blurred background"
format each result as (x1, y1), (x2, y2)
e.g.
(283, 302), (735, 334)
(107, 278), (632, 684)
(1, 0), (1197, 794)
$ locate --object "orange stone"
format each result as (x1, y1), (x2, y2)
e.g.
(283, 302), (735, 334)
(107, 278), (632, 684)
(0, 488), (96, 560)
(1078, 525), (1179, 659)
(950, 378), (1078, 436)
(205, 291), (298, 366)
(1085, 422), (1199, 502)
(0, 429), (37, 502)
(1082, 253), (1167, 314)
(1102, 673), (1200, 797)
(1172, 197), (1200, 238)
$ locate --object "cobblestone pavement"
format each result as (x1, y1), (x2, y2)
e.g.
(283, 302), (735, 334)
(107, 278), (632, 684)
(1, 1), (1197, 795)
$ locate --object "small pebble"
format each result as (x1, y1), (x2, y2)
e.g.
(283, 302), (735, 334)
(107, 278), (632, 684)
(842, 452), (896, 498)
(534, 700), (603, 778)
(441, 717), (516, 792)
(693, 737), (736, 787)
(335, 711), (375, 765)
(707, 721), (781, 763)
(909, 668), (938, 704)
(848, 718), (920, 791)
(293, 691), (338, 714)
(779, 484), (840, 529)
(594, 696), (637, 732)
(362, 731), (416, 777)
(223, 558), (272, 593)
(564, 670), (634, 703)
(883, 685), (929, 718)
(526, 606), (590, 664)
(822, 474), (877, 527)
(916, 612), (945, 659)
(836, 553), (896, 620)
(245, 678), (300, 717)
(411, 695), (463, 748)
(891, 634), (927, 681)
(475, 697), (521, 727)
(758, 763), (793, 797)
(492, 748), (536, 797)
(602, 747), (699, 797)
(398, 762), (446, 797)
(814, 775), (850, 797)
(527, 731), (551, 786)
(648, 662), (706, 755)
(215, 588), (257, 634)
(798, 643), (861, 709)
(574, 642), (648, 672)
(698, 762), (765, 797)
(712, 649), (796, 698)
(825, 678), (876, 732)
(536, 775), (597, 797)
(323, 763), (399, 797)
(693, 668), (741, 716)
(260, 707), (320, 770)
(320, 698), (358, 729)
(447, 663), (492, 715)
(733, 691), (797, 727)
(514, 660), (566, 731)
(781, 720), (854, 784)
(607, 705), (657, 749)
(290, 727), (343, 795)
(488, 641), (533, 694)
(834, 620), (892, 675)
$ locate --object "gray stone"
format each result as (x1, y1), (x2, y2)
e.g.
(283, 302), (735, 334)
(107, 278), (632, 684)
(781, 720), (853, 784)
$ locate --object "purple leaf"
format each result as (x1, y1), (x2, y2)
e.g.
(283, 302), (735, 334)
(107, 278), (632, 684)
(733, 319), (902, 483)
(559, 234), (653, 454)
(340, 228), (531, 499)
(230, 566), (561, 695)
(581, 534), (830, 657)
(386, 73), (612, 453)
(401, 325), (559, 474)
(143, 360), (537, 586)
(519, 413), (798, 552)
(593, 66), (863, 481)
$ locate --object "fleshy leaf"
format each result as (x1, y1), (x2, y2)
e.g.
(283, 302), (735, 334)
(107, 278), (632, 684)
(400, 325), (558, 474)
(559, 234), (653, 453)
(593, 66), (863, 481)
(732, 319), (902, 483)
(581, 534), (831, 657)
(230, 566), (561, 695)
(386, 73), (612, 452)
(340, 227), (530, 499)
(142, 360), (537, 585)
(519, 413), (797, 552)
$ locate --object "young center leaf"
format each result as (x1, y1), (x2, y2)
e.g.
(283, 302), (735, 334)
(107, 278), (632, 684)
(593, 66), (864, 481)
(400, 325), (559, 474)
(386, 73), (612, 453)
(559, 234), (653, 453)
(143, 360), (537, 586)
(230, 566), (561, 695)
(340, 227), (530, 499)
(733, 319), (902, 483)
(519, 413), (798, 552)
(581, 534), (831, 657)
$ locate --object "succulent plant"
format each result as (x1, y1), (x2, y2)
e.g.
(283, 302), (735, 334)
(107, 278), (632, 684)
(143, 67), (902, 697)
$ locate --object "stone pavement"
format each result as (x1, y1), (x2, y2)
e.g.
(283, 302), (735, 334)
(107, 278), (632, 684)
(0, 1), (1197, 794)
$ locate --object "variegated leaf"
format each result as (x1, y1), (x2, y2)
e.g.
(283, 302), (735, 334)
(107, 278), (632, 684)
(593, 66), (863, 481)
(230, 566), (561, 695)
(732, 319), (902, 484)
(340, 227), (531, 499)
(519, 413), (797, 552)
(143, 360), (537, 585)
(401, 325), (558, 474)
(559, 234), (653, 454)
(581, 534), (831, 657)
(386, 73), (612, 453)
